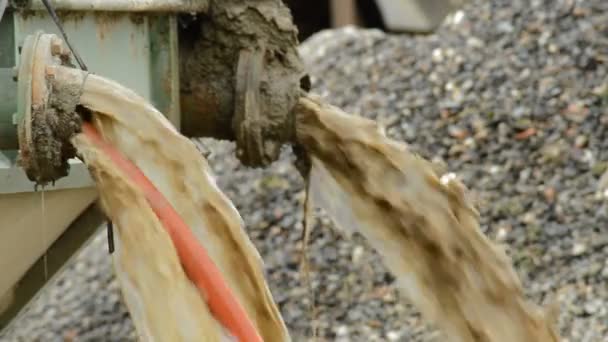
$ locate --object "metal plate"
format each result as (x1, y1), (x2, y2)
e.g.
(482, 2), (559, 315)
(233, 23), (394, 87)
(0, 203), (105, 331)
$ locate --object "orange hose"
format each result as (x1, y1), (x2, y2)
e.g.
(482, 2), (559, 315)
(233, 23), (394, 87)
(81, 122), (263, 342)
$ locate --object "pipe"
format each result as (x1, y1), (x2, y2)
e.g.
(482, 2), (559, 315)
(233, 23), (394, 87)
(178, 0), (306, 167)
(19, 0), (208, 12)
(80, 122), (263, 342)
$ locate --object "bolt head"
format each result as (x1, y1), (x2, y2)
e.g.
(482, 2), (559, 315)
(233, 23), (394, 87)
(45, 66), (56, 77)
(50, 36), (64, 56)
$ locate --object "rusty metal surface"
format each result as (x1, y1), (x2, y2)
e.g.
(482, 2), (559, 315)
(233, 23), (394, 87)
(17, 0), (208, 13)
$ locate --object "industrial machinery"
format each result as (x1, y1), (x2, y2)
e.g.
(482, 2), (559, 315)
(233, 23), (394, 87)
(0, 1), (191, 329)
(1, 0), (310, 330)
(0, 0), (462, 332)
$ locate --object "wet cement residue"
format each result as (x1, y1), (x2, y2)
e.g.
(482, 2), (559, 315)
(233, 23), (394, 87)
(20, 79), (82, 185)
(179, 0), (307, 166)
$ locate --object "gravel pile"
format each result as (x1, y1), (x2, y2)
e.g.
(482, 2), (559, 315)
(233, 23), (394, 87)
(3, 0), (608, 340)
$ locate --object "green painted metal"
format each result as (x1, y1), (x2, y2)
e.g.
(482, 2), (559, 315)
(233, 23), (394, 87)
(0, 11), (16, 150)
(23, 0), (208, 13)
(0, 10), (14, 67)
(149, 14), (181, 128)
(14, 12), (154, 100)
(0, 69), (17, 150)
(0, 204), (105, 331)
(0, 152), (94, 194)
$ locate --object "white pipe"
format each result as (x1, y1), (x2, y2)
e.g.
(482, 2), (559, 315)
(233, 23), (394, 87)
(24, 0), (208, 13)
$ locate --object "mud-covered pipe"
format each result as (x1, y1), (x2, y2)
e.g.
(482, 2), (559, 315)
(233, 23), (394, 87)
(178, 0), (308, 167)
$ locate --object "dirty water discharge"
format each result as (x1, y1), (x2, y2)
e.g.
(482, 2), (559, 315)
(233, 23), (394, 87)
(57, 66), (288, 342)
(54, 65), (558, 341)
(295, 96), (559, 342)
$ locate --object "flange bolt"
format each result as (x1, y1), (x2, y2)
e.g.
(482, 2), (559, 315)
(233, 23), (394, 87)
(50, 36), (64, 56)
(12, 65), (18, 82)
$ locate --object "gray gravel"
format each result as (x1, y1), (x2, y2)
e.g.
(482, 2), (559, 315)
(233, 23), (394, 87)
(3, 0), (608, 340)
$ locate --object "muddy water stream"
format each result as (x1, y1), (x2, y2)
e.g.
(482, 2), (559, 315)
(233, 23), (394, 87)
(53, 65), (558, 341)
(295, 95), (558, 342)
(54, 66), (288, 341)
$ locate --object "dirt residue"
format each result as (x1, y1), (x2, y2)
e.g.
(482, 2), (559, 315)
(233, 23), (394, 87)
(20, 79), (82, 185)
(179, 0), (306, 166)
